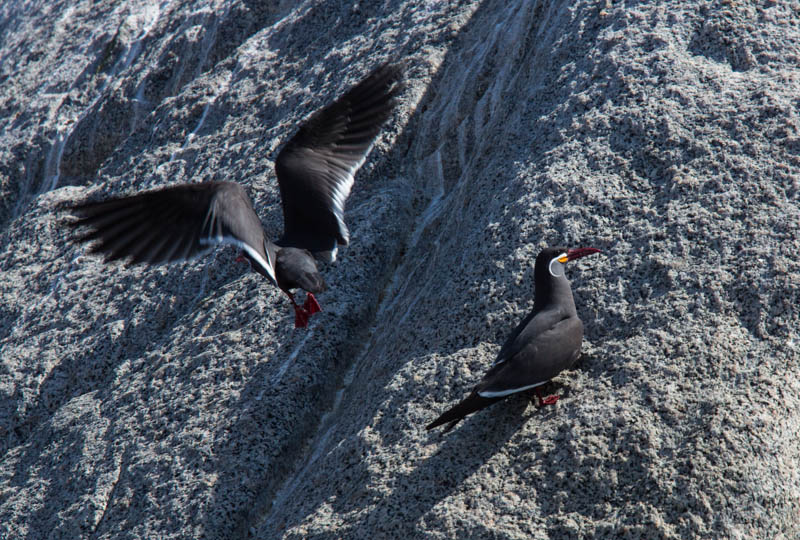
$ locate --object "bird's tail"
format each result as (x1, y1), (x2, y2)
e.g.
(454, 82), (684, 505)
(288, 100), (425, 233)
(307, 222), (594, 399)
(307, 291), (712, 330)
(426, 393), (503, 432)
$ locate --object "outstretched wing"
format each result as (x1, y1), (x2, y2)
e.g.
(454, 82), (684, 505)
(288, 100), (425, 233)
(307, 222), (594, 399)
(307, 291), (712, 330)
(67, 181), (276, 284)
(275, 62), (402, 256)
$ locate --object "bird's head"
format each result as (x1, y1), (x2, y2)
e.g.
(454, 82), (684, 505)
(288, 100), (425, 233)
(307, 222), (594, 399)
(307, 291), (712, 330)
(537, 246), (601, 278)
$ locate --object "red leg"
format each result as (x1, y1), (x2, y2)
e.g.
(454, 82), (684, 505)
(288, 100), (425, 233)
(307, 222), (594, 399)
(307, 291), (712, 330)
(302, 293), (322, 315)
(285, 292), (310, 329)
(294, 308), (310, 328)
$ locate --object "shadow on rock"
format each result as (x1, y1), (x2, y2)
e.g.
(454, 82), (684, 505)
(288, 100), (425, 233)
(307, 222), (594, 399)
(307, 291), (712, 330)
(342, 397), (532, 538)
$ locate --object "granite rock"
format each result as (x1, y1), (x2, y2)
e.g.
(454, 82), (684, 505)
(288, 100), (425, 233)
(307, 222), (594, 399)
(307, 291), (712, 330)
(1, 1), (798, 538)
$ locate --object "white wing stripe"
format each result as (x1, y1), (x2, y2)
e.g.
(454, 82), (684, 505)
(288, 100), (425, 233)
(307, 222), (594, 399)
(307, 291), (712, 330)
(477, 380), (548, 398)
(329, 141), (373, 244)
(199, 235), (277, 285)
(330, 171), (355, 243)
(202, 201), (215, 234)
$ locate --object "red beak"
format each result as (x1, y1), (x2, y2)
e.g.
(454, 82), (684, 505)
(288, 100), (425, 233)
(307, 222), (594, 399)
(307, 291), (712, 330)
(566, 247), (601, 261)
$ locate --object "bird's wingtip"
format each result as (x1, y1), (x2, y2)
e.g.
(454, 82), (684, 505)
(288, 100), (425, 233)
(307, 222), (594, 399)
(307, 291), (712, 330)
(425, 420), (441, 431)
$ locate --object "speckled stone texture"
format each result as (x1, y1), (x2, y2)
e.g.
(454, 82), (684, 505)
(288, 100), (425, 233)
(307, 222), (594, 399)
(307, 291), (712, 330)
(1, 0), (798, 539)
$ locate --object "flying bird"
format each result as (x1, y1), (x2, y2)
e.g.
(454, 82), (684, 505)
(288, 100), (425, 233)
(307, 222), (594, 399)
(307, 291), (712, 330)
(67, 63), (402, 328)
(426, 246), (601, 431)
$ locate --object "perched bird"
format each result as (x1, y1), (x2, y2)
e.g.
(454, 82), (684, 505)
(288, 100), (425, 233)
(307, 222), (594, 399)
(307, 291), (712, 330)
(426, 246), (601, 431)
(67, 63), (402, 328)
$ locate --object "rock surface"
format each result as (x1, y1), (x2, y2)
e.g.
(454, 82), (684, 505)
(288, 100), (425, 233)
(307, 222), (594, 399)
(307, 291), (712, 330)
(1, 0), (799, 538)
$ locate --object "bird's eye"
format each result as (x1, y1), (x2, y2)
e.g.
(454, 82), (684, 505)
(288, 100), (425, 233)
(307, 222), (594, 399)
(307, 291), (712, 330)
(549, 257), (565, 277)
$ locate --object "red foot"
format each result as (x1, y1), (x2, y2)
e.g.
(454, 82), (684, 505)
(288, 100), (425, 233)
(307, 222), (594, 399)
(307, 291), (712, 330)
(294, 305), (310, 328)
(285, 291), (320, 329)
(540, 395), (560, 406)
(303, 293), (322, 315)
(235, 252), (247, 264)
(534, 387), (560, 407)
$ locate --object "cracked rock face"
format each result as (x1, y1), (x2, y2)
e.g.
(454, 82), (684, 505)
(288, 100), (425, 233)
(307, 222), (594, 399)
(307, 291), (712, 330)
(1, 1), (799, 539)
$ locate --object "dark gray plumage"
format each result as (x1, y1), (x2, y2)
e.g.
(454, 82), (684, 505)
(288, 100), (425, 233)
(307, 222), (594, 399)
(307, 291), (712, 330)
(276, 62), (402, 261)
(426, 246), (601, 431)
(67, 63), (402, 327)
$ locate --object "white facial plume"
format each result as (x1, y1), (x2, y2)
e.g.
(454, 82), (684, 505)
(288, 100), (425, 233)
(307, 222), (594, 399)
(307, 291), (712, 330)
(548, 253), (568, 277)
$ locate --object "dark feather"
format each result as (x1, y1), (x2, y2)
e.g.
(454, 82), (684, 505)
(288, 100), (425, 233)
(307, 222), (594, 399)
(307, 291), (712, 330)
(426, 393), (504, 432)
(275, 63), (403, 255)
(67, 182), (274, 282)
(274, 247), (327, 293)
(427, 246), (600, 431)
